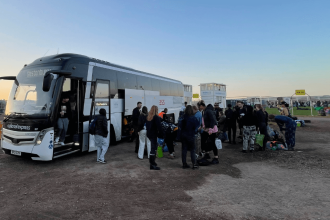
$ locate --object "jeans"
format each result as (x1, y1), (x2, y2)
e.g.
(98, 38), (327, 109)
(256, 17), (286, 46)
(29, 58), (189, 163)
(181, 135), (196, 165)
(95, 135), (108, 162)
(243, 125), (257, 150)
(259, 123), (269, 148)
(57, 118), (69, 142)
(138, 129), (151, 159)
(194, 133), (201, 156)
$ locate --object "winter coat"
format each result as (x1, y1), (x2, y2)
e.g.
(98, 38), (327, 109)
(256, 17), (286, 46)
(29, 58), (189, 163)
(95, 115), (108, 138)
(203, 104), (217, 129)
(146, 115), (163, 140)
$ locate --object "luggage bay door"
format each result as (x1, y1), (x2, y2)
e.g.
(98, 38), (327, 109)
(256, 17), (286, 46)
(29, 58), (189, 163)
(89, 80), (111, 152)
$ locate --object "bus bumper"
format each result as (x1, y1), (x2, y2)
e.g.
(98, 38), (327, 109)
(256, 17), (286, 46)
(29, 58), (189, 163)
(1, 130), (54, 161)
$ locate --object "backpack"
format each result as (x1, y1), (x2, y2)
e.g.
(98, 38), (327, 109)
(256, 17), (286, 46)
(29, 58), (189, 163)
(89, 116), (98, 135)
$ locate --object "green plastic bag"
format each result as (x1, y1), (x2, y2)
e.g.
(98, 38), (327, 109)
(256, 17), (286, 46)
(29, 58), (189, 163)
(255, 133), (265, 147)
(157, 146), (163, 158)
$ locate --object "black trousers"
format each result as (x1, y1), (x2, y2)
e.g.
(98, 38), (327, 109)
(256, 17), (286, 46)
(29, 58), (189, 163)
(227, 122), (237, 143)
(165, 132), (175, 154)
(133, 125), (139, 151)
(181, 135), (196, 165)
(201, 132), (218, 156)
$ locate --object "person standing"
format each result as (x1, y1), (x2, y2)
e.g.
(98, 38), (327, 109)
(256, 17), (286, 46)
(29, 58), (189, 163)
(270, 114), (297, 151)
(146, 105), (163, 170)
(236, 102), (245, 139)
(225, 104), (237, 144)
(95, 108), (109, 164)
(193, 105), (202, 157)
(255, 104), (269, 151)
(137, 106), (150, 160)
(132, 102), (142, 153)
(238, 102), (257, 153)
(199, 103), (219, 164)
(180, 105), (200, 169)
(55, 95), (72, 145)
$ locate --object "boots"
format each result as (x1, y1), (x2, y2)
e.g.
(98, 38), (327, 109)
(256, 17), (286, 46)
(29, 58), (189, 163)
(149, 155), (160, 170)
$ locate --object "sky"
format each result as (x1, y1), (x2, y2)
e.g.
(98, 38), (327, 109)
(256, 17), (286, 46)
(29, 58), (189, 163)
(0, 0), (329, 100)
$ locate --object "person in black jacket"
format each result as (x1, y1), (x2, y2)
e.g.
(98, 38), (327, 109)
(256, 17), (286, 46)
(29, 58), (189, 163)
(255, 104), (269, 151)
(180, 105), (200, 169)
(199, 103), (219, 164)
(137, 106), (150, 159)
(146, 105), (163, 170)
(131, 102), (142, 153)
(55, 95), (72, 145)
(225, 104), (237, 144)
(95, 108), (109, 164)
(238, 103), (257, 153)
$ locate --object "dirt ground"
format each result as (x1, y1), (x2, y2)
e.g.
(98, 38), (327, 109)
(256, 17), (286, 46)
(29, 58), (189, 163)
(0, 116), (330, 220)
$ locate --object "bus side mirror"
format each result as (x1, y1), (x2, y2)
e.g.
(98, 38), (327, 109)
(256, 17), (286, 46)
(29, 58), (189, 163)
(42, 73), (54, 92)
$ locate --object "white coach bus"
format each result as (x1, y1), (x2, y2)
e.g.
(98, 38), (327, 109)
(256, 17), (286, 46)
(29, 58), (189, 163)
(0, 53), (185, 161)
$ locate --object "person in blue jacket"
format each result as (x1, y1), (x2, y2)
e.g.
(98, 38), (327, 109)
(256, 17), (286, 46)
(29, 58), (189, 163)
(269, 114), (297, 151)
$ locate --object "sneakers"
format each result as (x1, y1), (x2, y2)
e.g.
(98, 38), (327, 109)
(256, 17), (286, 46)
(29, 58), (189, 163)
(99, 160), (107, 164)
(58, 142), (65, 146)
(182, 163), (191, 169)
(55, 137), (59, 143)
(137, 156), (143, 160)
(211, 158), (219, 164)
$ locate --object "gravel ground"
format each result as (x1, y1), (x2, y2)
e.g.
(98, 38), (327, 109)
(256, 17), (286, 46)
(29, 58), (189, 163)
(0, 116), (329, 220)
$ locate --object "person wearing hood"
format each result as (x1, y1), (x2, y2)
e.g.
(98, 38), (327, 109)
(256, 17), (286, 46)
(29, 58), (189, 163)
(199, 103), (219, 164)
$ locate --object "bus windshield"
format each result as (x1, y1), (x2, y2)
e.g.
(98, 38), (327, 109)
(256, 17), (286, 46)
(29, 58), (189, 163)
(5, 69), (57, 117)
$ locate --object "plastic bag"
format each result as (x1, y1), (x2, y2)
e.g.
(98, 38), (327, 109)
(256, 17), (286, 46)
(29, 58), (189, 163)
(157, 138), (165, 146)
(163, 145), (169, 152)
(255, 133), (265, 147)
(157, 146), (163, 158)
(215, 138), (222, 149)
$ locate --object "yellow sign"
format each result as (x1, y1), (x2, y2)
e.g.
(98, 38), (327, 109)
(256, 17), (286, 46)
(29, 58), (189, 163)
(295, 90), (305, 96)
(193, 94), (199, 98)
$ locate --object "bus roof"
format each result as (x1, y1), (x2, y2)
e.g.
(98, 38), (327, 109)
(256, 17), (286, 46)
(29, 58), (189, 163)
(29, 53), (182, 84)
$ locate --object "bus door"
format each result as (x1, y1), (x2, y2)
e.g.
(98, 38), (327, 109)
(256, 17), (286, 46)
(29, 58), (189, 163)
(89, 80), (111, 152)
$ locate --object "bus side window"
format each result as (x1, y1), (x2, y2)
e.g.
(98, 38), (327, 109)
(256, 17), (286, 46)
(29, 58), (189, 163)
(95, 82), (109, 98)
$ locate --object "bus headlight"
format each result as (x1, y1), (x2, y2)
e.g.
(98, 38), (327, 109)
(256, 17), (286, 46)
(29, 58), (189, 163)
(36, 128), (53, 145)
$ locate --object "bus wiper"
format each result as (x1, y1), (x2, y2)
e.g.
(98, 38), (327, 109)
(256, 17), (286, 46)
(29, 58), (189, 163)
(4, 112), (37, 123)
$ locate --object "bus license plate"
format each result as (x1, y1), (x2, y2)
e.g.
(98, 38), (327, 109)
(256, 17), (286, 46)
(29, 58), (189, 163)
(11, 150), (21, 156)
